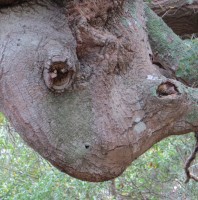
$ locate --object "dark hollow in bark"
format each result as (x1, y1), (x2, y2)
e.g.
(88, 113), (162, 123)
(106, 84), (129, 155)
(157, 81), (179, 97)
(43, 59), (76, 93)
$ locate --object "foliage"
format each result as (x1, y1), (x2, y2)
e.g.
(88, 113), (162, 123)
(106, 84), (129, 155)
(116, 134), (198, 200)
(0, 113), (198, 200)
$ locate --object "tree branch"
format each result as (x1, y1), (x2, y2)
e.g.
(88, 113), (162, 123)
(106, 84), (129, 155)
(145, 6), (198, 86)
(148, 0), (198, 36)
(185, 132), (198, 183)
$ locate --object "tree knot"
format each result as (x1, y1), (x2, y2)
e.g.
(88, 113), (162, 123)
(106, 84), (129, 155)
(157, 81), (179, 97)
(43, 57), (76, 93)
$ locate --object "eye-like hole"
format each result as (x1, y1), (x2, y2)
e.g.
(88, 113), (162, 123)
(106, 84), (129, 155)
(85, 144), (90, 149)
(43, 60), (76, 93)
(157, 81), (179, 97)
(49, 62), (74, 87)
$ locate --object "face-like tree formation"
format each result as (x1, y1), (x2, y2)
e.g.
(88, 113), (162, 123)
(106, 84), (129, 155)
(0, 0), (198, 182)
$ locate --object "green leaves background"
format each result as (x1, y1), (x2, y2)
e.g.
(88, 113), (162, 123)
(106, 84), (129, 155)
(0, 113), (198, 200)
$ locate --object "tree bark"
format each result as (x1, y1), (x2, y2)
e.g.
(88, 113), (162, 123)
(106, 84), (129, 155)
(0, 0), (198, 182)
(146, 6), (198, 86)
(149, 0), (198, 36)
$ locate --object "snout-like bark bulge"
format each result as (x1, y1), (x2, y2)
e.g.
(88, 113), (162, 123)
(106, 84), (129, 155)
(0, 0), (198, 182)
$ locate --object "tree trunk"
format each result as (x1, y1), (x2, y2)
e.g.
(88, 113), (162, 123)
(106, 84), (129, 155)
(0, 0), (198, 182)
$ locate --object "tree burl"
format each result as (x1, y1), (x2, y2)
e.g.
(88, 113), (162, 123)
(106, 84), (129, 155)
(0, 0), (198, 182)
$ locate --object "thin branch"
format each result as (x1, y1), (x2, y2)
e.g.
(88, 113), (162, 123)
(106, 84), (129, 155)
(110, 179), (117, 198)
(184, 132), (198, 183)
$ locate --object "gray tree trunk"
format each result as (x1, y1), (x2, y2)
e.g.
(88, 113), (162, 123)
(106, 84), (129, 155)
(0, 0), (198, 182)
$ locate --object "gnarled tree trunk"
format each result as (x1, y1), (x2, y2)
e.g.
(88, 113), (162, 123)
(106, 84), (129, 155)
(0, 0), (198, 182)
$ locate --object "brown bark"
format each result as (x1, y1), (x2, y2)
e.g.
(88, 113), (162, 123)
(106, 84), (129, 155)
(149, 0), (198, 36)
(110, 179), (117, 198)
(0, 0), (24, 6)
(185, 132), (198, 183)
(0, 0), (198, 182)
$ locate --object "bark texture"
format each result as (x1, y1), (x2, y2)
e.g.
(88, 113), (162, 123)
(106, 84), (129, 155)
(146, 6), (198, 86)
(149, 0), (198, 37)
(0, 0), (198, 182)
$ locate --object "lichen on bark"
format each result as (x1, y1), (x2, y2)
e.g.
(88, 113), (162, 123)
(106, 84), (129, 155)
(145, 5), (198, 86)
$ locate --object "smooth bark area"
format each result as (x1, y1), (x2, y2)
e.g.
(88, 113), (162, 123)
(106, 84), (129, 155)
(0, 0), (198, 182)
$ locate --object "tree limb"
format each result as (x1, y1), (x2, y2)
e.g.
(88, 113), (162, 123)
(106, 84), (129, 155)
(185, 132), (198, 183)
(145, 6), (198, 86)
(148, 0), (198, 36)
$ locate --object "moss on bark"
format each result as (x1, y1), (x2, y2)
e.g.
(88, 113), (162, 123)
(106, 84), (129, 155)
(145, 6), (198, 86)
